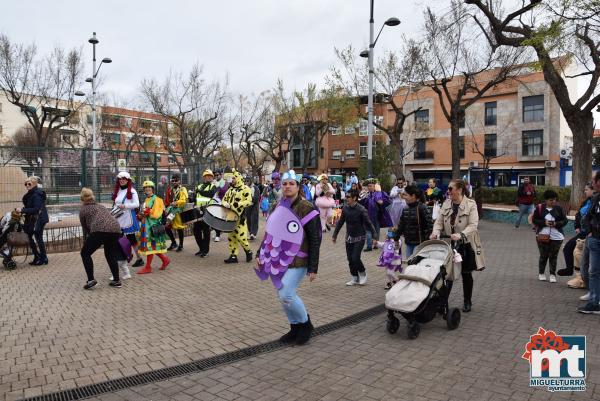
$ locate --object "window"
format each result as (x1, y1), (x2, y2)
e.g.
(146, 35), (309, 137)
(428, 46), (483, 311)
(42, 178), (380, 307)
(415, 138), (426, 153)
(522, 130), (543, 156)
(414, 109), (429, 124)
(292, 148), (302, 167)
(332, 150), (342, 160)
(168, 140), (178, 149)
(345, 149), (356, 159)
(104, 114), (121, 127)
(344, 125), (355, 135)
(168, 155), (176, 164)
(459, 136), (465, 159)
(329, 126), (341, 135)
(320, 147), (324, 159)
(138, 119), (152, 130)
(484, 134), (497, 157)
(485, 102), (497, 126)
(523, 95), (544, 122)
(359, 142), (368, 159)
(140, 153), (152, 163)
(374, 115), (384, 133)
(359, 120), (368, 136)
(111, 133), (121, 145)
(87, 114), (94, 124)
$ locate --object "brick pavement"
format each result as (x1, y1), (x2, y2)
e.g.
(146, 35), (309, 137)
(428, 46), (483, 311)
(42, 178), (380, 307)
(0, 219), (390, 401)
(2, 220), (599, 400)
(82, 220), (598, 401)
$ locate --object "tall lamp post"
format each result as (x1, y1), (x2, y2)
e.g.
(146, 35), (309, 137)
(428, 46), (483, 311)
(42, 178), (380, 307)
(87, 32), (112, 189)
(360, 1), (400, 178)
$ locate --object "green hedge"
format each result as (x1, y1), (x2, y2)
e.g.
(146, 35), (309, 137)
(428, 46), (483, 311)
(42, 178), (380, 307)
(477, 186), (571, 204)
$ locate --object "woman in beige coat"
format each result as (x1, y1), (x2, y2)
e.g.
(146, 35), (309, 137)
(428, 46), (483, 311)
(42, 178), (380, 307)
(430, 179), (485, 313)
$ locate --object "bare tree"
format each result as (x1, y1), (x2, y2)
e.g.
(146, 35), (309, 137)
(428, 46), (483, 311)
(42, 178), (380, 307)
(140, 63), (227, 182)
(328, 44), (424, 177)
(465, 0), (600, 204)
(414, 1), (525, 178)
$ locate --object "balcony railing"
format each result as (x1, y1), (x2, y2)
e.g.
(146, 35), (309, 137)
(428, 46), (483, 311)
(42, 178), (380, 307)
(414, 150), (434, 160)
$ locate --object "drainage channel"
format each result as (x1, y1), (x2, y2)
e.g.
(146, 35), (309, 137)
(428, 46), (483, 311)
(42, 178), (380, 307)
(20, 304), (386, 401)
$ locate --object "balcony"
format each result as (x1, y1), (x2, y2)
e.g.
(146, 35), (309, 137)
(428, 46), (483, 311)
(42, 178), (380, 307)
(414, 150), (434, 160)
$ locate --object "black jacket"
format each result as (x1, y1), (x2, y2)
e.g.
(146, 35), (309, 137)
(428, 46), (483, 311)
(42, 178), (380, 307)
(584, 194), (600, 238)
(532, 203), (568, 234)
(332, 203), (377, 240)
(394, 201), (432, 245)
(22, 186), (49, 232)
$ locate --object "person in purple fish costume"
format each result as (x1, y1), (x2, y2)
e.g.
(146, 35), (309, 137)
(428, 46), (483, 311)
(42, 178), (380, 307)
(360, 178), (393, 252)
(255, 169), (322, 346)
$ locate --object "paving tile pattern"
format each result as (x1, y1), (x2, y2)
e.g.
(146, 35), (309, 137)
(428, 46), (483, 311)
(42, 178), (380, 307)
(0, 219), (390, 401)
(85, 221), (599, 401)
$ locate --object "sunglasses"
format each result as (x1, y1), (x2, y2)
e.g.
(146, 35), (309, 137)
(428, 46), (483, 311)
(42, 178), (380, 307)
(24, 182), (32, 187)
(171, 179), (179, 183)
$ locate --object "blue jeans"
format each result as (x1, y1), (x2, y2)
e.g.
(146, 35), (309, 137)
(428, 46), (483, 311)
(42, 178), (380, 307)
(586, 236), (600, 307)
(278, 267), (309, 324)
(581, 237), (590, 288)
(405, 243), (417, 258)
(515, 204), (532, 228)
(366, 219), (380, 250)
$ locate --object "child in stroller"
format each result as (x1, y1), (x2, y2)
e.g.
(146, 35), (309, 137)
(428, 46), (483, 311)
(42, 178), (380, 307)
(384, 239), (461, 339)
(0, 210), (25, 269)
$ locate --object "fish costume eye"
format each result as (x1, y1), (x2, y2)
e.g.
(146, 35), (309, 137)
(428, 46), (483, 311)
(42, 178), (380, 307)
(287, 221), (299, 233)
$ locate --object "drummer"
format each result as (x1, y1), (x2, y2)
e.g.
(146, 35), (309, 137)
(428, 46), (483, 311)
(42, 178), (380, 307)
(193, 169), (217, 257)
(165, 174), (188, 252)
(222, 169), (253, 264)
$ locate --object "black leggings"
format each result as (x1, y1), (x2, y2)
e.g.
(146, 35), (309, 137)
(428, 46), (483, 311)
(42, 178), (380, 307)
(80, 232), (120, 281)
(28, 224), (47, 261)
(562, 235), (580, 271)
(447, 272), (473, 304)
(193, 220), (211, 254)
(166, 228), (184, 246)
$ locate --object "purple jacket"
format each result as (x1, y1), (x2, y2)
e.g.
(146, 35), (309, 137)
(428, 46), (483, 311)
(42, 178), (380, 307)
(360, 190), (393, 228)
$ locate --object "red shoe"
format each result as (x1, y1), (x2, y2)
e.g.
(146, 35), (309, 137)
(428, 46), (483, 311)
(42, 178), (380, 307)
(137, 265), (152, 274)
(159, 257), (171, 270)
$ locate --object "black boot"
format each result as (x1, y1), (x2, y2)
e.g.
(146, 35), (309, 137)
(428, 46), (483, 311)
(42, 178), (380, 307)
(132, 258), (144, 268)
(462, 301), (472, 313)
(167, 242), (178, 251)
(245, 250), (253, 263)
(224, 255), (238, 264)
(557, 267), (574, 276)
(176, 246), (183, 252)
(279, 323), (300, 344)
(295, 316), (314, 345)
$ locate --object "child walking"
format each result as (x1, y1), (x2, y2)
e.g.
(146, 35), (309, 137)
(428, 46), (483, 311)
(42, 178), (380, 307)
(393, 184), (433, 258)
(376, 231), (403, 289)
(332, 189), (378, 286)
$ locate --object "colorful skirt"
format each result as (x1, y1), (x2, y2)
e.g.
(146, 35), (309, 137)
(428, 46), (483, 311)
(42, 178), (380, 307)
(139, 221), (167, 255)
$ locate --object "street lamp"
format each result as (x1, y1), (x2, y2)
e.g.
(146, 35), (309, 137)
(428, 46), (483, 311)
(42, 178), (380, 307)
(87, 32), (112, 179)
(360, 2), (400, 177)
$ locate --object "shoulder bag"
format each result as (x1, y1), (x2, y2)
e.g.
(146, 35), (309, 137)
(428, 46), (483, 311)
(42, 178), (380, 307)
(535, 204), (551, 243)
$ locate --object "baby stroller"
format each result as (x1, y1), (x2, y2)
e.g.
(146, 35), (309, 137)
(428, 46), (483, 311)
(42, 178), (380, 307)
(384, 239), (461, 339)
(0, 211), (28, 270)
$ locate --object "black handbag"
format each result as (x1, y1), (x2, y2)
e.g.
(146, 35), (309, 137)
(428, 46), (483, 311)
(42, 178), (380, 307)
(457, 235), (477, 272)
(151, 224), (166, 237)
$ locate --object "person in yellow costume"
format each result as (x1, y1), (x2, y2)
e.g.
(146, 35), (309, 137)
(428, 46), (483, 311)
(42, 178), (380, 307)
(222, 170), (253, 263)
(165, 174), (188, 252)
(137, 181), (170, 274)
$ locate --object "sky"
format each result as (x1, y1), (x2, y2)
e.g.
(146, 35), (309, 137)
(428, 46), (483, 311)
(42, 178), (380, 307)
(1, 0), (437, 105)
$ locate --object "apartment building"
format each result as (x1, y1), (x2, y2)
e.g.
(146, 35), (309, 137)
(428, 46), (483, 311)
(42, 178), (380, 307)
(390, 68), (575, 187)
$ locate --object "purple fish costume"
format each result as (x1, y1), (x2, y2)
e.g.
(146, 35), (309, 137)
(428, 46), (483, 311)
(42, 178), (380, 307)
(361, 190), (393, 228)
(256, 199), (319, 289)
(377, 239), (402, 273)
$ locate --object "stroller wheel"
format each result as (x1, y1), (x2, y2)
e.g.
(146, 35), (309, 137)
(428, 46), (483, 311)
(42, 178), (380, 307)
(446, 308), (461, 330)
(407, 322), (420, 339)
(386, 316), (400, 334)
(5, 260), (16, 270)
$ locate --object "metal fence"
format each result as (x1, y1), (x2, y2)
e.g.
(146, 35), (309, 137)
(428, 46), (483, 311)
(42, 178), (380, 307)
(0, 146), (213, 242)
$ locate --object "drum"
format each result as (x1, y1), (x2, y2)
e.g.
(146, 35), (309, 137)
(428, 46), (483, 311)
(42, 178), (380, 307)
(180, 207), (203, 224)
(204, 204), (239, 232)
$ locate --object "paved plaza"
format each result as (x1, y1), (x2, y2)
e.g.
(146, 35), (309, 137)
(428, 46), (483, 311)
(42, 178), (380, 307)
(0, 220), (598, 401)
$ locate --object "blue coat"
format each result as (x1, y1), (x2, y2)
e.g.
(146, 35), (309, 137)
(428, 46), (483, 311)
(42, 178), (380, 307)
(22, 186), (49, 232)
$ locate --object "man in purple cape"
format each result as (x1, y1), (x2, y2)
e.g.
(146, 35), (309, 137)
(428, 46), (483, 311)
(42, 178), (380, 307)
(360, 178), (393, 251)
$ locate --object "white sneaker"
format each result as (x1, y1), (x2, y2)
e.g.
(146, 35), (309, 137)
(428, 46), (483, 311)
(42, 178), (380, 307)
(538, 274), (547, 281)
(358, 272), (368, 285)
(214, 237), (220, 242)
(580, 292), (590, 301)
(109, 276), (114, 281)
(346, 276), (358, 286)
(549, 275), (557, 283)
(122, 273), (132, 280)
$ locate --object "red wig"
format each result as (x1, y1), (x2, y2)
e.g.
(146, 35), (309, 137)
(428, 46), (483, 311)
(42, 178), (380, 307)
(112, 178), (133, 201)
